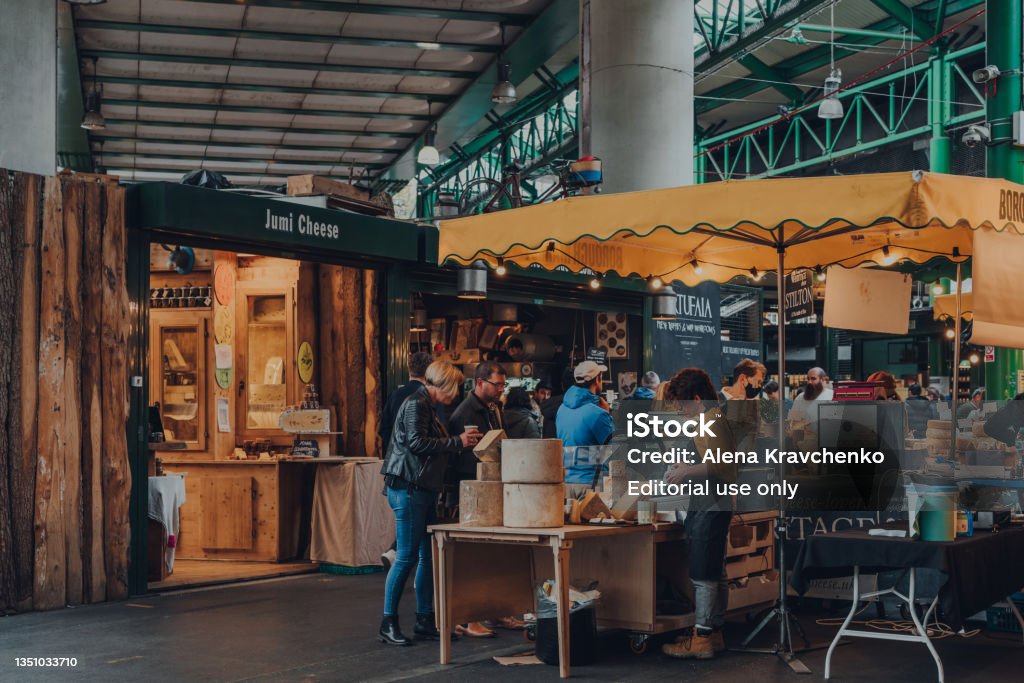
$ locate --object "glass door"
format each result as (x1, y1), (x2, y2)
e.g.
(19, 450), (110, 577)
(150, 313), (207, 450)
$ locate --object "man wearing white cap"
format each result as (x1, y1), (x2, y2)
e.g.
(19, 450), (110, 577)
(557, 360), (615, 498)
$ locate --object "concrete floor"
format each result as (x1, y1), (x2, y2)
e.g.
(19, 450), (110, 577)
(0, 572), (1020, 682)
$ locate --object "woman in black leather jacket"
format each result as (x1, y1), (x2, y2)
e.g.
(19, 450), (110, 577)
(379, 361), (480, 646)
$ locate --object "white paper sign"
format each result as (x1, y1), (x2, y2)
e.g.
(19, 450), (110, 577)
(215, 343), (233, 370)
(823, 267), (911, 334)
(217, 397), (231, 433)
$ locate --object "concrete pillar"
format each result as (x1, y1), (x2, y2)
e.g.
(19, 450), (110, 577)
(585, 0), (694, 193)
(984, 3), (1024, 398)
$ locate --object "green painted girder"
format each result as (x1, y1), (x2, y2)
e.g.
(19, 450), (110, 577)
(103, 151), (386, 167)
(695, 0), (833, 73)
(106, 165), (379, 179)
(868, 0), (932, 39)
(696, 0), (984, 115)
(91, 134), (397, 153)
(737, 54), (804, 102)
(103, 117), (416, 139)
(92, 75), (454, 103)
(79, 49), (472, 80)
(102, 98), (430, 121)
(176, 0), (532, 25)
(76, 19), (501, 53)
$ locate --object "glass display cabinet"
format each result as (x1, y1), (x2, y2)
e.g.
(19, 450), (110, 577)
(236, 284), (296, 440)
(149, 312), (208, 450)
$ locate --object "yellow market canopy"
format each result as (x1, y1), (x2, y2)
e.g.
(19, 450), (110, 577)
(933, 293), (973, 321)
(439, 171), (1024, 286)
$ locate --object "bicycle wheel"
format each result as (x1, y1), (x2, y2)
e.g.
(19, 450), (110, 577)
(459, 178), (506, 216)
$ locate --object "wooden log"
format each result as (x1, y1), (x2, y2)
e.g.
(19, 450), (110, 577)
(34, 176), (67, 610)
(100, 183), (130, 600)
(318, 266), (341, 452)
(13, 172), (41, 610)
(0, 169), (17, 612)
(79, 180), (106, 602)
(60, 179), (84, 606)
(363, 269), (381, 457)
(341, 268), (366, 456)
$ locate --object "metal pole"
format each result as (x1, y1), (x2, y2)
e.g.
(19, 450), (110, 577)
(949, 261), (962, 459)
(776, 241), (788, 651)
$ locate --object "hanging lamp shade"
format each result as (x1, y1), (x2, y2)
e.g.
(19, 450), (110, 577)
(491, 61), (517, 104)
(817, 69), (844, 120)
(651, 289), (677, 321)
(410, 308), (429, 332)
(81, 89), (106, 130)
(457, 266), (487, 299)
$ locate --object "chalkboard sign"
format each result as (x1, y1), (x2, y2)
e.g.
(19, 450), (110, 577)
(721, 340), (763, 384)
(650, 282), (721, 380)
(586, 346), (608, 365)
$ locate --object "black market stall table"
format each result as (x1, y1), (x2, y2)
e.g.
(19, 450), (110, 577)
(791, 527), (1024, 682)
(429, 523), (689, 679)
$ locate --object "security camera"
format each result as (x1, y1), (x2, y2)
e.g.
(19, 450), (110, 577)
(972, 65), (1001, 84)
(961, 124), (991, 147)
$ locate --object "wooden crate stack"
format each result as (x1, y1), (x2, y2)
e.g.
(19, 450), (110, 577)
(725, 511), (779, 614)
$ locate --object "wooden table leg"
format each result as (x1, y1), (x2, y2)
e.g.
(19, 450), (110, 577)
(437, 533), (453, 666)
(552, 537), (572, 679)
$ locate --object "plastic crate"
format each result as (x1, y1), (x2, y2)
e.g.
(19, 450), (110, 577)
(986, 598), (1024, 633)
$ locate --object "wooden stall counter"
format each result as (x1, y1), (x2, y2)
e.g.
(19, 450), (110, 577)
(161, 458), (315, 562)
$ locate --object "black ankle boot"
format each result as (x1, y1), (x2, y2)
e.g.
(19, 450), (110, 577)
(379, 616), (412, 646)
(414, 613), (440, 639)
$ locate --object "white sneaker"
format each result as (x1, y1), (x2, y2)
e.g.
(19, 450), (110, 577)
(381, 549), (396, 569)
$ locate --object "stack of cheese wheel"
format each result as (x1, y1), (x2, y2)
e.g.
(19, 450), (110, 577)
(460, 461), (503, 526)
(925, 420), (953, 456)
(501, 439), (565, 528)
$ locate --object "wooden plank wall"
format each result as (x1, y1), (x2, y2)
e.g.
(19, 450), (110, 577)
(319, 266), (382, 457)
(0, 170), (131, 613)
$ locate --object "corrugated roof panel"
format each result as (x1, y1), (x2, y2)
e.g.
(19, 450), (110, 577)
(272, 149), (345, 163)
(300, 93), (388, 112)
(395, 75), (465, 94)
(361, 118), (421, 133)
(242, 7), (349, 34)
(141, 0), (245, 28)
(379, 99), (431, 115)
(283, 132), (364, 147)
(137, 141), (209, 155)
(137, 84), (220, 104)
(77, 0), (141, 23)
(309, 71), (407, 91)
(220, 91), (309, 108)
(226, 66), (317, 88)
(133, 125), (215, 141)
(233, 38), (332, 63)
(436, 20), (503, 44)
(326, 44), (425, 68)
(339, 13), (448, 40)
(134, 60), (230, 81)
(416, 51), (489, 70)
(139, 32), (238, 58)
(209, 129), (287, 145)
(353, 135), (402, 149)
(135, 107), (219, 124)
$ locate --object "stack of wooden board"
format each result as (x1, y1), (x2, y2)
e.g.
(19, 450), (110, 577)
(724, 511), (780, 614)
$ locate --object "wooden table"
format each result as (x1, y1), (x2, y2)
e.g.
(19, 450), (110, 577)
(429, 523), (688, 679)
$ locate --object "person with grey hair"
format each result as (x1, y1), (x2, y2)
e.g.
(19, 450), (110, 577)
(628, 371), (661, 400)
(957, 387), (986, 420)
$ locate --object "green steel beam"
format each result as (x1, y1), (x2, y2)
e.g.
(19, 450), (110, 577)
(868, 0), (932, 39)
(91, 134), (397, 153)
(103, 117), (416, 139)
(796, 23), (919, 41)
(106, 165), (378, 179)
(79, 49), (471, 79)
(92, 74), (454, 103)
(103, 151), (385, 167)
(695, 1), (832, 73)
(176, 0), (532, 25)
(737, 54), (805, 103)
(76, 19), (501, 53)
(102, 98), (430, 121)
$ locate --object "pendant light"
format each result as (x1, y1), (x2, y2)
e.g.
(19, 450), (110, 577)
(817, 4), (843, 120)
(81, 57), (106, 131)
(651, 289), (678, 321)
(417, 123), (440, 166)
(457, 266), (487, 299)
(490, 24), (517, 105)
(410, 308), (429, 332)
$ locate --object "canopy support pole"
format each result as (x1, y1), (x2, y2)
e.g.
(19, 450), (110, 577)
(949, 261), (963, 459)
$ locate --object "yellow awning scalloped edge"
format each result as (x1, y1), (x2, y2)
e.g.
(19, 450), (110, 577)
(439, 171), (1024, 286)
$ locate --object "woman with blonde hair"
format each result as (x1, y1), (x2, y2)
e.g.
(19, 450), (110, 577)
(379, 362), (480, 646)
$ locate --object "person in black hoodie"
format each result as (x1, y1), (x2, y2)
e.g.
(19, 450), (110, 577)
(541, 368), (576, 439)
(379, 362), (480, 647)
(504, 387), (541, 438)
(378, 351), (434, 451)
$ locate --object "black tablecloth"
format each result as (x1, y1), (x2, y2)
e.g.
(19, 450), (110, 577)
(790, 527), (1024, 629)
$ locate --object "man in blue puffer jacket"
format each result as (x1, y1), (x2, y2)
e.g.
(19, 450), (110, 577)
(557, 361), (615, 498)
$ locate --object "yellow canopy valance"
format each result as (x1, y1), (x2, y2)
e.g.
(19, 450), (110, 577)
(440, 171), (1024, 285)
(932, 293), (973, 321)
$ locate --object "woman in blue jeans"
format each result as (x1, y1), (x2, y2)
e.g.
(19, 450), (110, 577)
(379, 361), (480, 646)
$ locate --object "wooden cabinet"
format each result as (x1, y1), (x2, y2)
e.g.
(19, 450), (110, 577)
(150, 311), (210, 451)
(200, 477), (255, 551)
(235, 282), (296, 442)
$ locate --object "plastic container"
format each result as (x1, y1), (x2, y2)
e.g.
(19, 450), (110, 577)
(535, 607), (598, 666)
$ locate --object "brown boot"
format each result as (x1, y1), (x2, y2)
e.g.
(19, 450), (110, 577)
(662, 631), (715, 660)
(711, 630), (726, 653)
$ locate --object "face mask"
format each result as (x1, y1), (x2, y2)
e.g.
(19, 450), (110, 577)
(746, 385), (761, 399)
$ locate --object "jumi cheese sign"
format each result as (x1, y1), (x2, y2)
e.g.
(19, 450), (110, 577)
(265, 208), (341, 240)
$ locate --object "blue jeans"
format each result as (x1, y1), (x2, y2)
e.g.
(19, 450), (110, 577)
(383, 485), (437, 617)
